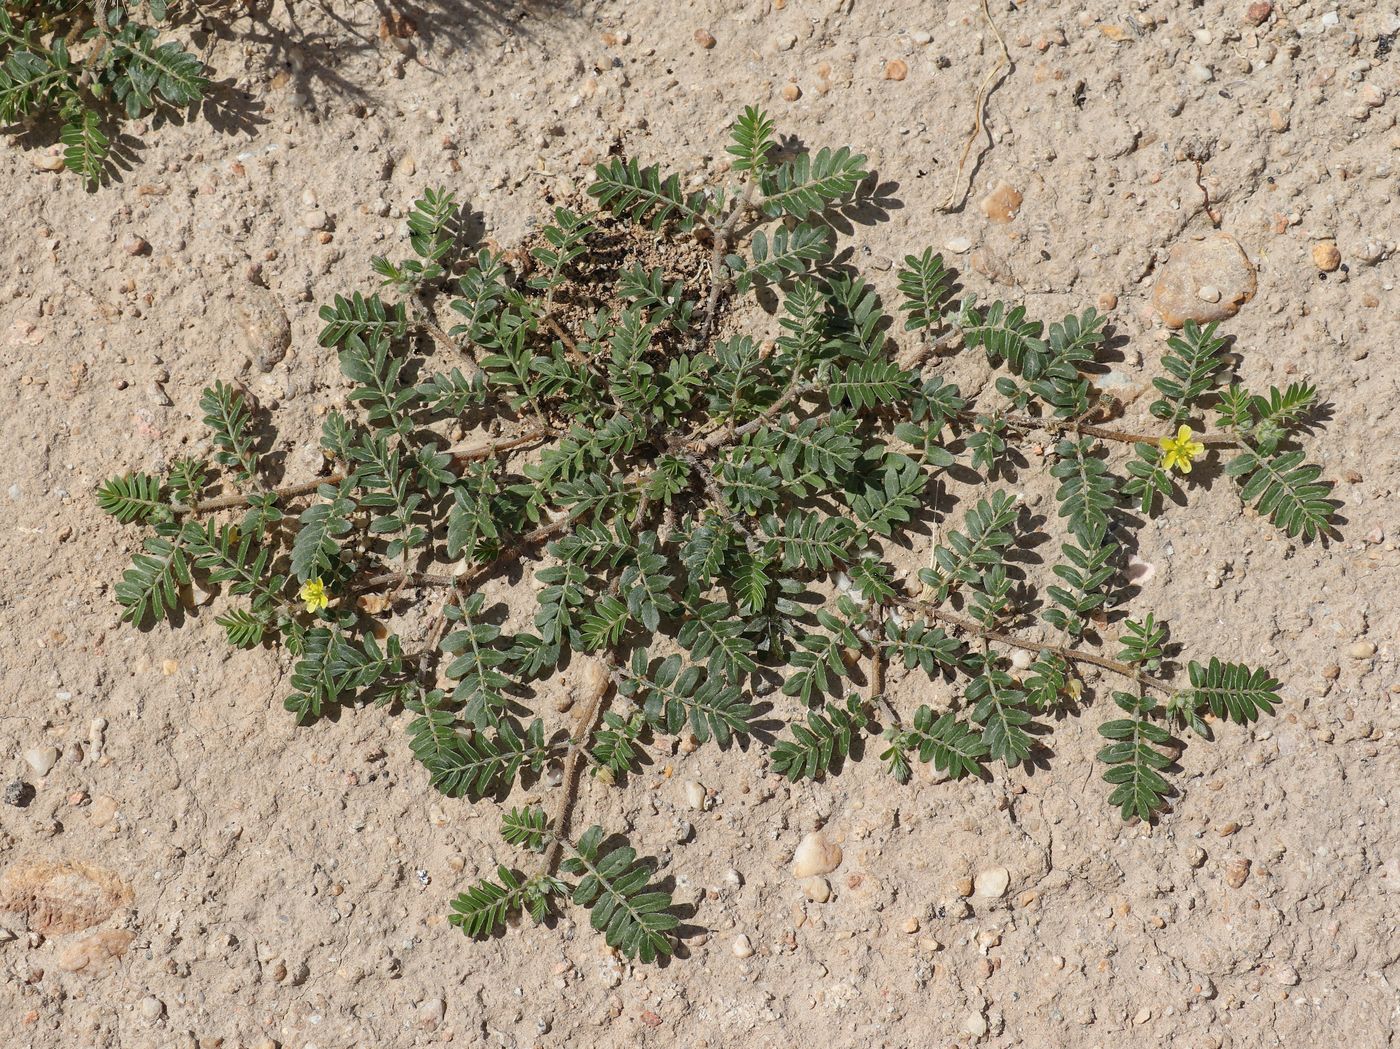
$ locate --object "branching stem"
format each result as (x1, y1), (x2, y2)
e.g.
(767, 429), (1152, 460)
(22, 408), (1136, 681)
(892, 595), (1176, 695)
(182, 429), (551, 515)
(964, 410), (1238, 448)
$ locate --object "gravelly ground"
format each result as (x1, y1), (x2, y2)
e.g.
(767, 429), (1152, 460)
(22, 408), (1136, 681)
(1, 1), (1397, 1046)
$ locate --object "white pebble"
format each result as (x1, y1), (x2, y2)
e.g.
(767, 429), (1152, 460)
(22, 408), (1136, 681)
(1010, 650), (1033, 670)
(804, 877), (831, 903)
(24, 747), (59, 776)
(974, 866), (1011, 898)
(945, 236), (973, 254)
(1197, 284), (1222, 303)
(300, 210), (329, 231)
(139, 996), (164, 1020)
(792, 830), (843, 877)
(964, 1011), (989, 1037)
(732, 934), (755, 958)
(683, 780), (707, 810)
(416, 998), (446, 1030)
(1346, 641), (1376, 659)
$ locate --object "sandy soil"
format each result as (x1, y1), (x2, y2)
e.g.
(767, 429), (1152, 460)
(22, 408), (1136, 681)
(2, 1), (1398, 1046)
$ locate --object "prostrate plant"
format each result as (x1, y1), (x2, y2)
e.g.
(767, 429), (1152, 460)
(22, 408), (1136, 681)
(1, 1), (206, 184)
(98, 106), (1338, 960)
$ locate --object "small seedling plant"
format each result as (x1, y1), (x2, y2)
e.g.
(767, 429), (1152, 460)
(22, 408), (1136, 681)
(99, 108), (1337, 963)
(1, 1), (206, 184)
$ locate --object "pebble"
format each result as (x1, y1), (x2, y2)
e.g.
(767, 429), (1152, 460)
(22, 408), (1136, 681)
(1361, 84), (1386, 108)
(123, 236), (150, 256)
(24, 747), (59, 777)
(1243, 1), (1272, 26)
(30, 149), (65, 172)
(1224, 857), (1251, 888)
(3, 780), (26, 806)
(978, 180), (1023, 223)
(804, 877), (831, 903)
(974, 866), (1011, 898)
(1151, 233), (1257, 327)
(1188, 62), (1214, 84)
(417, 998), (446, 1030)
(792, 830), (843, 877)
(964, 1011), (989, 1037)
(239, 289), (292, 373)
(884, 59), (908, 81)
(1134, 1007), (1153, 1025)
(732, 934), (755, 958)
(1346, 641), (1376, 659)
(1312, 240), (1342, 272)
(1197, 284), (1222, 303)
(300, 209), (329, 231)
(945, 236), (972, 254)
(683, 780), (706, 810)
(970, 247), (1015, 286)
(693, 29), (716, 49)
(781, 83), (802, 102)
(139, 996), (164, 1020)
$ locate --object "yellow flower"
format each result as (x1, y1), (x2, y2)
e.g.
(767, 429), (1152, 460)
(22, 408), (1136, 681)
(299, 578), (330, 614)
(1158, 424), (1205, 474)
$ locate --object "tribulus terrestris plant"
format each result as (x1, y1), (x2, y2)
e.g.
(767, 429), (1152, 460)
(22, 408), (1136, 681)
(1, 0), (206, 184)
(98, 107), (1338, 963)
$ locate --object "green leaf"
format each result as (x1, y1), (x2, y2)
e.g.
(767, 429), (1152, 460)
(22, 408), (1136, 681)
(60, 109), (107, 186)
(588, 156), (703, 230)
(1050, 438), (1118, 548)
(961, 300), (1049, 379)
(625, 652), (755, 748)
(562, 830), (677, 962)
(115, 531), (189, 625)
(1150, 320), (1227, 424)
(896, 249), (953, 331)
(1226, 447), (1335, 540)
(730, 223), (833, 292)
(1183, 658), (1281, 725)
(771, 695), (869, 781)
(200, 381), (260, 484)
(760, 145), (868, 219)
(920, 490), (1018, 600)
(318, 292), (408, 348)
(290, 481), (356, 583)
(967, 666), (1032, 766)
(1097, 692), (1174, 821)
(98, 472), (168, 524)
(890, 706), (988, 780)
(726, 105), (776, 173)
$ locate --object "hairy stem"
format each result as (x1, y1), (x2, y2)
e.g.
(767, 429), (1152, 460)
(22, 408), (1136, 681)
(892, 595), (1175, 695)
(964, 410), (1239, 448)
(541, 659), (614, 875)
(183, 429), (550, 514)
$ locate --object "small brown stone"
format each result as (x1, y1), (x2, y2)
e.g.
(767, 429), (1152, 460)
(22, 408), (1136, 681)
(1311, 240), (1341, 272)
(1224, 857), (1251, 888)
(781, 82), (802, 102)
(884, 58), (909, 81)
(1243, 1), (1272, 26)
(1097, 292), (1118, 311)
(693, 29), (716, 49)
(970, 247), (1016, 286)
(978, 180), (1023, 223)
(57, 929), (134, 974)
(1150, 232), (1257, 327)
